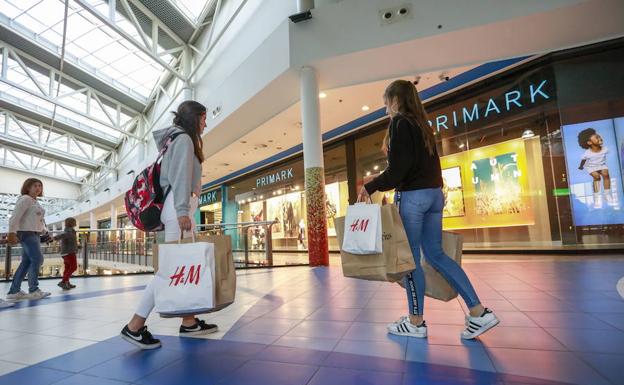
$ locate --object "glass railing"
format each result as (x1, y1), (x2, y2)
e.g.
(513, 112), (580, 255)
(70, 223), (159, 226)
(0, 222), (309, 281)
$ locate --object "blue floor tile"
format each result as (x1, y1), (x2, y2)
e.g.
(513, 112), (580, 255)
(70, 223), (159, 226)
(218, 359), (318, 385)
(36, 341), (137, 373)
(545, 328), (624, 354)
(134, 354), (247, 385)
(577, 352), (624, 385)
(51, 374), (129, 385)
(0, 366), (72, 385)
(83, 348), (184, 382)
(256, 345), (330, 366)
(308, 366), (402, 385)
(323, 351), (406, 373)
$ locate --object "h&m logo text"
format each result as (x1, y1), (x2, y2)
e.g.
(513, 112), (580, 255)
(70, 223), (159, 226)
(169, 265), (202, 286)
(349, 219), (370, 232)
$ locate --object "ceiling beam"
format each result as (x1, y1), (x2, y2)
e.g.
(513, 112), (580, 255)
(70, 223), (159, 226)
(0, 16), (147, 111)
(0, 100), (117, 149)
(74, 0), (187, 82)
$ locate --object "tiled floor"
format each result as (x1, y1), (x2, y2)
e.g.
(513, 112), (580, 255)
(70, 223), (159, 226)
(0, 258), (623, 385)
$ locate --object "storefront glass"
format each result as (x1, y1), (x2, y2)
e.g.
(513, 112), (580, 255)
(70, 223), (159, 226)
(218, 40), (624, 251)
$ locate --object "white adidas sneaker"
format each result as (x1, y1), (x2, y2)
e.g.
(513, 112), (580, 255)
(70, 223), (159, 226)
(0, 299), (15, 308)
(461, 308), (500, 339)
(387, 317), (427, 338)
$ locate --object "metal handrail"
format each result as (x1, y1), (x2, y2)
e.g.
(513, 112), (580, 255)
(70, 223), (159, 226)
(0, 220), (296, 280)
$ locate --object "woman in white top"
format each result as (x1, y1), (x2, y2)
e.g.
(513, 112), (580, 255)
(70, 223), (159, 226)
(5, 178), (51, 301)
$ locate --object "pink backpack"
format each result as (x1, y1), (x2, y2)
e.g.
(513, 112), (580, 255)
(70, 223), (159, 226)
(124, 132), (185, 231)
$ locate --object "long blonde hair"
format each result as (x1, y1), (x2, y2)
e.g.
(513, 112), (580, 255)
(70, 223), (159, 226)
(383, 80), (436, 156)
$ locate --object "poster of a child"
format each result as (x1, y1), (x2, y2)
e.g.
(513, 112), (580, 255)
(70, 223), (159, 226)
(562, 118), (624, 226)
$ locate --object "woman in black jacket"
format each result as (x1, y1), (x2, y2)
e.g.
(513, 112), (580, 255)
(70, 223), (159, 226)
(358, 80), (499, 340)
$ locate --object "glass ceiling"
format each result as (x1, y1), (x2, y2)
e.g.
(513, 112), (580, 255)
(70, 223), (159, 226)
(0, 0), (214, 184)
(168, 0), (212, 24)
(0, 0), (176, 98)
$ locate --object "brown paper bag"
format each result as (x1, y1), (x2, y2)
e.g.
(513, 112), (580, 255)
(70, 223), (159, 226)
(153, 234), (236, 317)
(335, 204), (415, 282)
(421, 231), (463, 302)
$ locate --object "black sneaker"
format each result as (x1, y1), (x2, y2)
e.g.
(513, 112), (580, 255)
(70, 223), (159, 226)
(179, 318), (218, 335)
(121, 325), (161, 349)
(68, 283), (76, 289)
(58, 282), (70, 290)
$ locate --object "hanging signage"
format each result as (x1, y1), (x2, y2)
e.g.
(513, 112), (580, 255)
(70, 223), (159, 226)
(429, 79), (552, 132)
(256, 167), (294, 188)
(199, 189), (221, 207)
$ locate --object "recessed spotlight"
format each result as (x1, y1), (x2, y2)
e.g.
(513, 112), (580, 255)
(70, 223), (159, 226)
(373, 165), (379, 171)
(366, 171), (371, 176)
(458, 143), (465, 149)
(319, 92), (327, 98)
(362, 105), (370, 111)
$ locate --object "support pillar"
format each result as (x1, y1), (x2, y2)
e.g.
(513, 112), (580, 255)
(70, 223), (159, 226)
(110, 203), (118, 242)
(89, 211), (97, 244)
(300, 66), (328, 266)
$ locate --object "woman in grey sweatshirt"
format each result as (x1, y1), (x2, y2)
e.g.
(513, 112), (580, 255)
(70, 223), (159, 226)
(121, 101), (218, 349)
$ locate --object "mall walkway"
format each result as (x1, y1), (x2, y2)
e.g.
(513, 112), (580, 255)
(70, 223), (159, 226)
(0, 257), (623, 385)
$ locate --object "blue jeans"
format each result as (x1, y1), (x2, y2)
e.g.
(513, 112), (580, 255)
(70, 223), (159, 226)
(397, 188), (481, 316)
(8, 231), (43, 294)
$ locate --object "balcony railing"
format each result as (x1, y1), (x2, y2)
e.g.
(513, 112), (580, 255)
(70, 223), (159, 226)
(1, 221), (309, 281)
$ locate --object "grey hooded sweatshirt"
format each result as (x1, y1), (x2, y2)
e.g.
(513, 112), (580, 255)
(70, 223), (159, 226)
(153, 126), (202, 217)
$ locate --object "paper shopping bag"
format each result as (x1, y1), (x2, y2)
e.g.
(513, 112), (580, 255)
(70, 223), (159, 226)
(421, 231), (463, 301)
(341, 203), (382, 254)
(153, 240), (215, 316)
(153, 234), (236, 317)
(336, 204), (415, 282)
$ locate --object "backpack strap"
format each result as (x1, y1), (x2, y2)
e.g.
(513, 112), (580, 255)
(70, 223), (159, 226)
(155, 132), (187, 165)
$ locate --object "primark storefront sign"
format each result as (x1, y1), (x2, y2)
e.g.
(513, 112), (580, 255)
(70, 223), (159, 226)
(429, 79), (552, 132)
(199, 189), (221, 206)
(256, 167), (294, 188)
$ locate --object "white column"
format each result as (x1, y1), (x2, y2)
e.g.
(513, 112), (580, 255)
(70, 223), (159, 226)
(110, 204), (118, 229)
(300, 66), (328, 266)
(301, 66), (323, 169)
(52, 223), (57, 232)
(89, 212), (97, 230)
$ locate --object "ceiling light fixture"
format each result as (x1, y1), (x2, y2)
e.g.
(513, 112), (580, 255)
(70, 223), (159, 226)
(522, 129), (535, 139)
(362, 105), (370, 111)
(319, 92), (327, 98)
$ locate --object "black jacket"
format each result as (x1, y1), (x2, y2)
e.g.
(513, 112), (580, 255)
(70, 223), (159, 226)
(365, 115), (443, 194)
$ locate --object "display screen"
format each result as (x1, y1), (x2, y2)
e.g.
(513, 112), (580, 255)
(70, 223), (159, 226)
(562, 118), (624, 226)
(442, 167), (466, 218)
(440, 138), (535, 229)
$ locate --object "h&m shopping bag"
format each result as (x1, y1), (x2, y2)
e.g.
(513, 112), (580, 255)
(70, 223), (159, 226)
(341, 203), (382, 254)
(153, 240), (215, 316)
(153, 234), (236, 317)
(336, 204), (415, 282)
(421, 231), (463, 302)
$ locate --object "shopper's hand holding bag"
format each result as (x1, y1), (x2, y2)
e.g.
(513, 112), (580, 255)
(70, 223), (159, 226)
(336, 202), (415, 282)
(153, 232), (216, 317)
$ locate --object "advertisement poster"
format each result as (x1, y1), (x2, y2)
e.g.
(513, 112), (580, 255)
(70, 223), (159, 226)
(472, 152), (524, 216)
(440, 138), (534, 229)
(266, 192), (303, 238)
(325, 183), (340, 236)
(615, 117), (624, 179)
(562, 118), (624, 226)
(442, 167), (466, 218)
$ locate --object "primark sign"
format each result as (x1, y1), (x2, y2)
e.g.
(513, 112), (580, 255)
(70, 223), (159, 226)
(256, 168), (294, 188)
(429, 79), (552, 132)
(199, 189), (221, 206)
